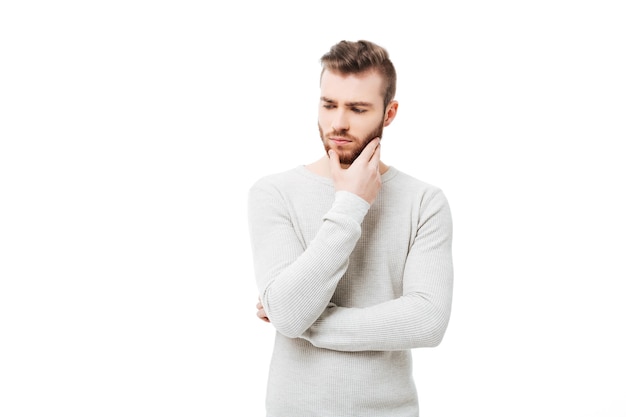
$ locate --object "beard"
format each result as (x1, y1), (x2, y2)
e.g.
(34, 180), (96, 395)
(318, 118), (384, 165)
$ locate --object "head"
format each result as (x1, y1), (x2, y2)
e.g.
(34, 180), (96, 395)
(318, 40), (398, 165)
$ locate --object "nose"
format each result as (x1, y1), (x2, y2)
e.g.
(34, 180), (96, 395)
(331, 109), (349, 132)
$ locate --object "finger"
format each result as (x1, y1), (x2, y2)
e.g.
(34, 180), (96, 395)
(328, 149), (341, 174)
(256, 309), (265, 319)
(369, 141), (381, 168)
(257, 309), (270, 322)
(353, 138), (380, 166)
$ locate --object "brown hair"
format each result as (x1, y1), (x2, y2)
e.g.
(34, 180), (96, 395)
(320, 40), (397, 108)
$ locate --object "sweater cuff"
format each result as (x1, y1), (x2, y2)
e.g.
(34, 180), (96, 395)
(325, 191), (370, 224)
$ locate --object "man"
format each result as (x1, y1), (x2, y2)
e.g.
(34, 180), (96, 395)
(248, 40), (453, 417)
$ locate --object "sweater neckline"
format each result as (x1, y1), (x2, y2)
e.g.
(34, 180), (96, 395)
(295, 164), (399, 186)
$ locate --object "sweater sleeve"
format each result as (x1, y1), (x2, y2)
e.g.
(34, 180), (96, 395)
(300, 189), (454, 351)
(248, 180), (370, 338)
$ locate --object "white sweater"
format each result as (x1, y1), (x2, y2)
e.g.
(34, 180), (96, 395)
(248, 165), (453, 417)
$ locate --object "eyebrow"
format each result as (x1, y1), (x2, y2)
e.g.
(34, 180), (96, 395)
(320, 97), (373, 107)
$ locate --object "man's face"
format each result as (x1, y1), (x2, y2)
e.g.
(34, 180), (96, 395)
(318, 69), (387, 165)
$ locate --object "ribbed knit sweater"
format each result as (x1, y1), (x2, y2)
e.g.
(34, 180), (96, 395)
(248, 165), (453, 417)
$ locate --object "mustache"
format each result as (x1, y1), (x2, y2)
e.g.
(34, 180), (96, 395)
(326, 130), (359, 141)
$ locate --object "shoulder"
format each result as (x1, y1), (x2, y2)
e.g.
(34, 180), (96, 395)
(248, 166), (333, 207)
(385, 167), (448, 204)
(250, 166), (332, 193)
(387, 169), (453, 235)
(249, 167), (300, 193)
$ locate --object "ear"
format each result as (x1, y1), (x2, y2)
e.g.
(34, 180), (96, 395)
(383, 100), (399, 127)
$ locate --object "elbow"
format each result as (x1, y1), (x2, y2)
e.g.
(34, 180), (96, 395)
(262, 291), (320, 339)
(421, 322), (448, 348)
(260, 291), (307, 338)
(264, 305), (310, 338)
(425, 325), (447, 347)
(266, 308), (309, 338)
(414, 308), (451, 348)
(272, 320), (308, 339)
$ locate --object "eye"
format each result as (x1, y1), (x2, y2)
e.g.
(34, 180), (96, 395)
(351, 107), (366, 114)
(322, 104), (336, 109)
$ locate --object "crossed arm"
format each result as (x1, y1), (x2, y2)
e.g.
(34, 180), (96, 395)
(254, 188), (453, 351)
(250, 139), (453, 351)
(249, 140), (381, 338)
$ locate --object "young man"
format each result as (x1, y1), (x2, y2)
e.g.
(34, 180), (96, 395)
(248, 40), (453, 416)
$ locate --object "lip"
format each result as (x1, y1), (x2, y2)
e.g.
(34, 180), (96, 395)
(330, 137), (351, 145)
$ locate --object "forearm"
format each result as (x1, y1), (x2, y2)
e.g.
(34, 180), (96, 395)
(300, 287), (453, 351)
(301, 188), (454, 351)
(259, 228), (355, 338)
(250, 189), (370, 338)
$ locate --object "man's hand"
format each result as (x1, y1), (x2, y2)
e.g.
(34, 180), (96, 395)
(328, 138), (381, 204)
(257, 297), (270, 323)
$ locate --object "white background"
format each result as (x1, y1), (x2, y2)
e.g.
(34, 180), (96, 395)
(1, 1), (625, 416)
